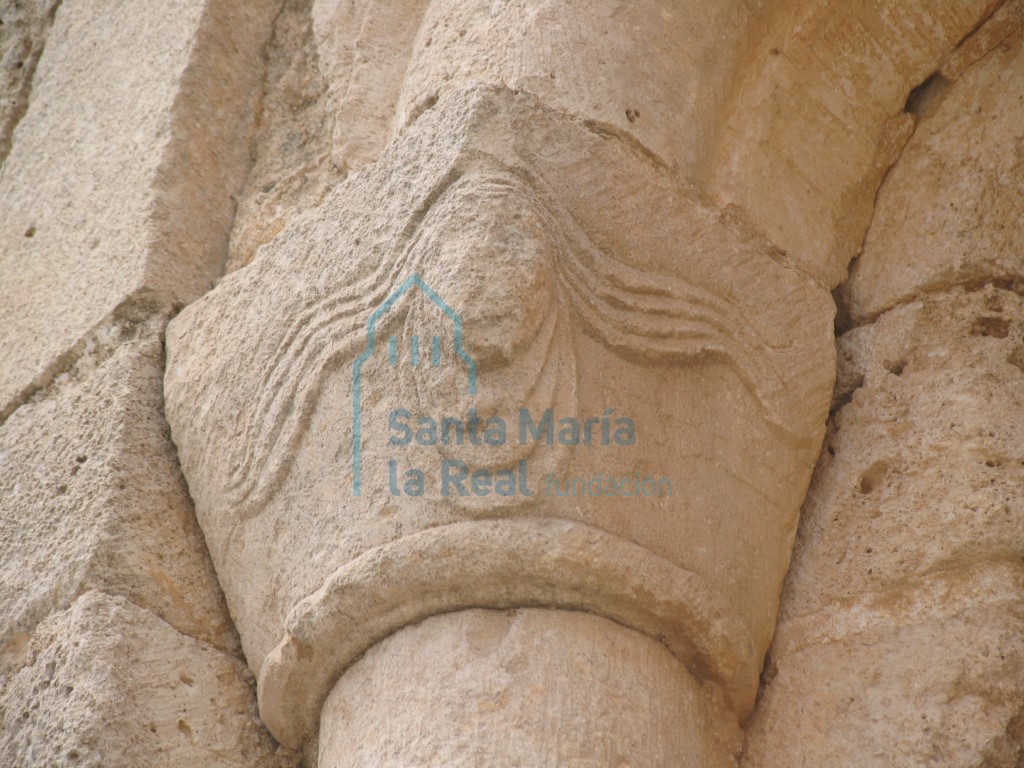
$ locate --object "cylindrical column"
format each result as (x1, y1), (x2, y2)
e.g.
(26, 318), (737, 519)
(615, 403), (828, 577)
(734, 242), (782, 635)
(392, 0), (749, 177)
(319, 609), (739, 767)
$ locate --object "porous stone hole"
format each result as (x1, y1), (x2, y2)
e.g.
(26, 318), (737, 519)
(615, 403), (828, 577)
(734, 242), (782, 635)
(2, 632), (31, 671)
(625, 107), (640, 123)
(904, 71), (951, 118)
(858, 460), (890, 494)
(404, 91), (439, 130)
(23, 225), (35, 238)
(972, 315), (1011, 338)
(984, 289), (1005, 312)
(985, 457), (1004, 468)
(178, 671), (194, 686)
(885, 358), (907, 376)
(993, 276), (1024, 296)
(177, 718), (194, 738)
(831, 371), (863, 413)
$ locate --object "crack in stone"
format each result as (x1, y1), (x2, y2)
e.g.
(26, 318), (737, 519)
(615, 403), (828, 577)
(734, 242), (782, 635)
(0, 0), (63, 169)
(0, 290), (171, 428)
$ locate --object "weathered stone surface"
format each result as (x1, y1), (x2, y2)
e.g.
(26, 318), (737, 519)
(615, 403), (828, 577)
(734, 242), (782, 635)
(311, 0), (749, 179)
(745, 595), (1024, 767)
(392, 0), (749, 178)
(0, 591), (290, 768)
(939, 0), (1024, 81)
(0, 0), (278, 419)
(319, 609), (742, 768)
(310, 0), (431, 173)
(228, 0), (338, 273)
(0, 0), (59, 167)
(842, 27), (1024, 323)
(0, 317), (237, 668)
(5, 2), (1017, 764)
(258, 518), (760, 750)
(706, 0), (1000, 287)
(742, 286), (1024, 766)
(166, 83), (834, 750)
(739, 18), (1024, 753)
(801, 287), (1024, 609)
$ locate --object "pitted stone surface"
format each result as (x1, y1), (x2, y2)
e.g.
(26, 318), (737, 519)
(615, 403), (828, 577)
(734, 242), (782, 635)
(0, 0), (59, 167)
(0, 0), (278, 418)
(0, 591), (289, 768)
(0, 322), (238, 666)
(842, 28), (1024, 323)
(707, 0), (1000, 287)
(743, 287), (1024, 767)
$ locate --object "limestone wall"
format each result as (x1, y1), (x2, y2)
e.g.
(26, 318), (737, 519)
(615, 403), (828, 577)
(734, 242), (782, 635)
(0, 1), (1020, 766)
